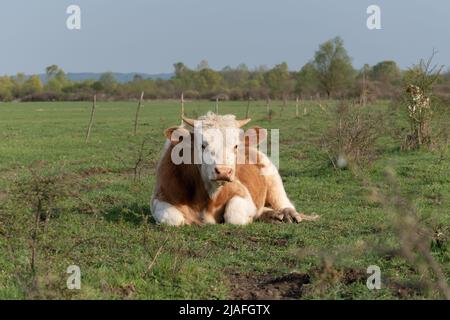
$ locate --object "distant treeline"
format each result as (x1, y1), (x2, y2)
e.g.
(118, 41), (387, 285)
(1, 37), (450, 102)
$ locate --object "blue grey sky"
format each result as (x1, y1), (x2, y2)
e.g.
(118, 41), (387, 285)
(1, 0), (449, 75)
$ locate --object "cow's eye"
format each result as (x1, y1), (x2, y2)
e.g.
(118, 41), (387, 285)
(234, 145), (238, 149)
(201, 144), (206, 150)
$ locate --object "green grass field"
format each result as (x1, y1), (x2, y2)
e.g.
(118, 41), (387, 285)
(0, 100), (449, 299)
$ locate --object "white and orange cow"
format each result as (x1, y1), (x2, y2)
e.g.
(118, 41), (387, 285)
(151, 112), (318, 226)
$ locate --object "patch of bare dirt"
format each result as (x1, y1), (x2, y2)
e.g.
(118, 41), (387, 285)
(108, 283), (136, 299)
(387, 280), (426, 298)
(228, 271), (310, 300)
(342, 268), (367, 285)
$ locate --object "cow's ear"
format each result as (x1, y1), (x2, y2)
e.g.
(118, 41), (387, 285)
(165, 126), (190, 145)
(242, 126), (268, 146)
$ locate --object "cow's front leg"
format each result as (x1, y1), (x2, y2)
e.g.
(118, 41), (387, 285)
(223, 195), (257, 225)
(151, 198), (185, 226)
(279, 208), (319, 223)
(255, 208), (320, 224)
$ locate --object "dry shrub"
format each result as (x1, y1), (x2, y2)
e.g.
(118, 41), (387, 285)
(321, 101), (382, 169)
(12, 166), (68, 232)
(402, 53), (444, 151)
(6, 165), (70, 298)
(115, 135), (159, 182)
(12, 167), (68, 265)
(371, 168), (450, 299)
(402, 84), (433, 150)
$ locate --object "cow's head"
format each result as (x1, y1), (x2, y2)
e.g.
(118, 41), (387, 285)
(165, 112), (267, 195)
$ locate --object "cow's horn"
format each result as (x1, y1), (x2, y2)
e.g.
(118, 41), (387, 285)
(182, 116), (196, 127)
(237, 118), (251, 128)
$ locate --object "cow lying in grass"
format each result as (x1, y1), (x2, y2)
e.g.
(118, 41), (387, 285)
(151, 112), (318, 226)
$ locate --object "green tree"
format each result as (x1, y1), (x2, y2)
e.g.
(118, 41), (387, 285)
(16, 73), (26, 85)
(296, 62), (319, 97)
(91, 81), (103, 92)
(172, 62), (194, 93)
(222, 64), (249, 88)
(173, 62), (189, 78)
(193, 68), (223, 94)
(313, 37), (355, 98)
(23, 75), (43, 95)
(0, 76), (16, 101)
(45, 64), (60, 80)
(264, 62), (291, 99)
(370, 60), (401, 84)
(13, 73), (26, 96)
(98, 72), (118, 93)
(46, 69), (69, 93)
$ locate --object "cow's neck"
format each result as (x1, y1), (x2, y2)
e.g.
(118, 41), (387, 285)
(203, 179), (224, 199)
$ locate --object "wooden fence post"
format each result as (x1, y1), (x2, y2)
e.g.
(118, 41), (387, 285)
(85, 94), (96, 142)
(295, 96), (299, 118)
(133, 91), (144, 136)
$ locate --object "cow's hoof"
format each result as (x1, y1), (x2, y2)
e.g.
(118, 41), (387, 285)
(281, 208), (320, 223)
(257, 209), (320, 224)
(281, 208), (300, 223)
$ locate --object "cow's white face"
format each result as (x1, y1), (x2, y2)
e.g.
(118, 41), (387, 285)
(196, 126), (241, 187)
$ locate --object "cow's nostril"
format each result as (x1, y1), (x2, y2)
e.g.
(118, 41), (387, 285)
(214, 167), (220, 174)
(227, 169), (233, 176)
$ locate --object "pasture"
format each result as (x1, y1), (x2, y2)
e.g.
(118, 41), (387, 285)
(0, 100), (449, 299)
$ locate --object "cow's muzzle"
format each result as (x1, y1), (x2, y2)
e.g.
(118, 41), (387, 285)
(213, 165), (233, 182)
